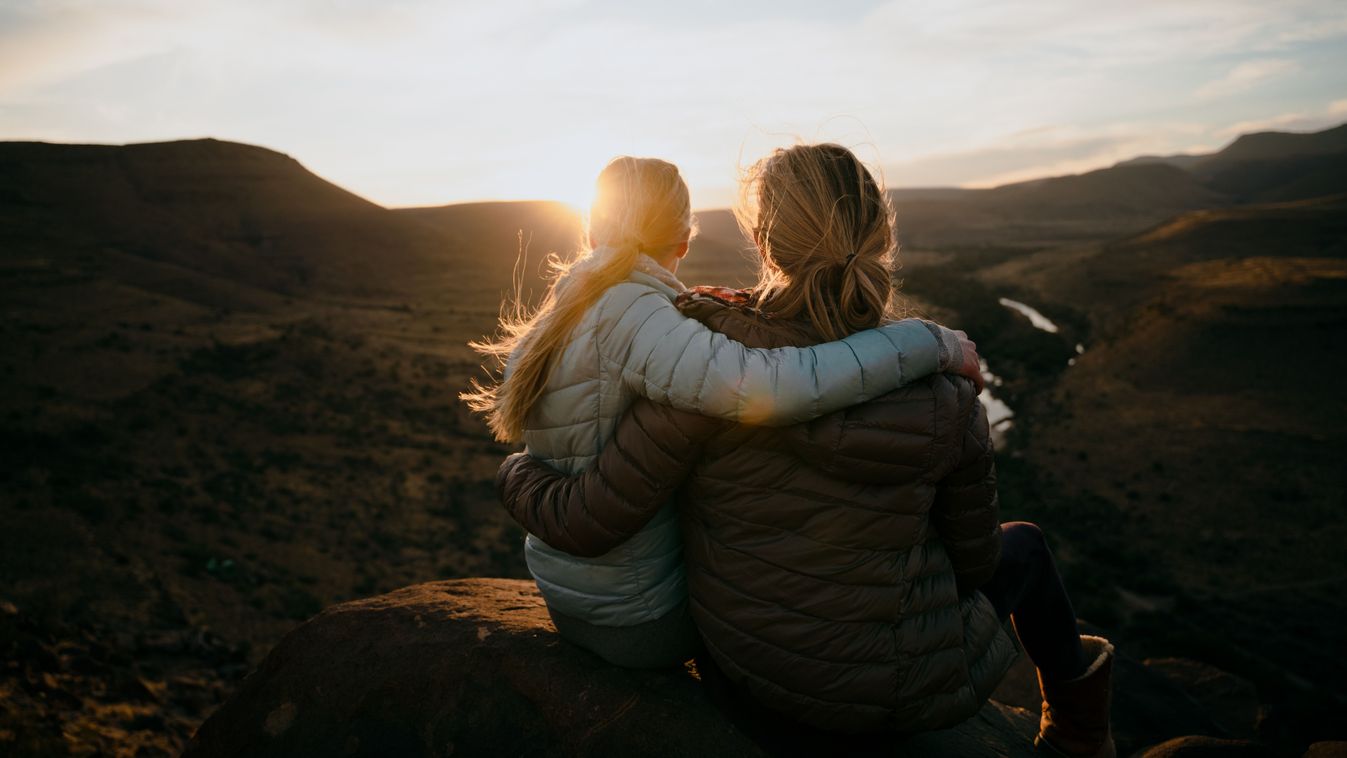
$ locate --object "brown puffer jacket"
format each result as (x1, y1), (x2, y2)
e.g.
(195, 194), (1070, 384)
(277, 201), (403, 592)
(497, 288), (1016, 733)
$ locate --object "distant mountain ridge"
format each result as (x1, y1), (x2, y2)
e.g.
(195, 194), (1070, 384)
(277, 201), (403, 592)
(1115, 123), (1347, 175)
(1, 120), (1344, 309)
(1115, 154), (1207, 170)
(886, 122), (1347, 247)
(1194, 122), (1347, 169)
(0, 138), (454, 300)
(888, 162), (1223, 247)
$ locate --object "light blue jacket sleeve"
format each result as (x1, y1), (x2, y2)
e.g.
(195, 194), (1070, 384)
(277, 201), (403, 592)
(595, 285), (944, 426)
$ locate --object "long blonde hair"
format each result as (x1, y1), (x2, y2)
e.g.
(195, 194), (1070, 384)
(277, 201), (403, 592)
(737, 143), (896, 341)
(462, 156), (693, 442)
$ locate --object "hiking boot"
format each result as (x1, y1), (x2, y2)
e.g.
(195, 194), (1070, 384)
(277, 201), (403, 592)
(1035, 635), (1115, 758)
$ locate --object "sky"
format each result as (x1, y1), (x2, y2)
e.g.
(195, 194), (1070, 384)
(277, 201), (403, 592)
(2, 0), (1346, 210)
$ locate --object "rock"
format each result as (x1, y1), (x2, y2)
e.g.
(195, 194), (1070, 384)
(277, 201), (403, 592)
(992, 623), (1234, 756)
(1304, 742), (1347, 757)
(1256, 701), (1347, 755)
(1138, 735), (1273, 757)
(183, 579), (1042, 758)
(1074, 622), (1230, 756)
(991, 649), (1043, 711)
(1144, 657), (1261, 739)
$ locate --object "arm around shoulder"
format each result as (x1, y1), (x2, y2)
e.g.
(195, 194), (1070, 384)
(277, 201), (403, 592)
(596, 287), (946, 426)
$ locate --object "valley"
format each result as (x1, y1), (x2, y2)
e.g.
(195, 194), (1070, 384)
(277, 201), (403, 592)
(2, 125), (1345, 755)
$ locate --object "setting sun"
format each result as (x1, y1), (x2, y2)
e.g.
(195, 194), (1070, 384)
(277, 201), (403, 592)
(523, 137), (610, 214)
(3, 2), (1344, 209)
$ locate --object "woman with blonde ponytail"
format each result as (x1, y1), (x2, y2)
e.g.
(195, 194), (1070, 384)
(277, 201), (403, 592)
(498, 145), (1112, 756)
(468, 155), (983, 668)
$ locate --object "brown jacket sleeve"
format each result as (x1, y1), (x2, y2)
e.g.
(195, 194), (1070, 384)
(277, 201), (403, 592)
(495, 399), (722, 558)
(930, 378), (1002, 595)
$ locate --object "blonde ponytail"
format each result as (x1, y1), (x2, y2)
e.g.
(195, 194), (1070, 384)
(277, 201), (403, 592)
(738, 143), (895, 341)
(462, 157), (693, 442)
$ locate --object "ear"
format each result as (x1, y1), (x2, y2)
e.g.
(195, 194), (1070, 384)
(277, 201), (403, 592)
(675, 240), (690, 259)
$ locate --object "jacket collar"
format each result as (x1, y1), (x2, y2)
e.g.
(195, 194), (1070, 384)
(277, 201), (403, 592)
(677, 286), (823, 349)
(629, 253), (686, 295)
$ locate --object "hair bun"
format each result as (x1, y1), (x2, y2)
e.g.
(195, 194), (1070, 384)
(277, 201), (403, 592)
(741, 143), (894, 341)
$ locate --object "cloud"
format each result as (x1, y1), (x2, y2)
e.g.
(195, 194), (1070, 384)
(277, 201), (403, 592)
(2, 1), (1346, 206)
(884, 123), (1228, 188)
(899, 97), (1347, 191)
(867, 0), (1347, 62)
(888, 133), (1126, 187)
(1196, 58), (1299, 99)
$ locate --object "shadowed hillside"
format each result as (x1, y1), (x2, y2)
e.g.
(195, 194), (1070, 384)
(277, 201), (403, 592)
(1193, 123), (1347, 174)
(396, 202), (761, 300)
(1190, 124), (1347, 203)
(891, 124), (1347, 249)
(0, 139), (459, 299)
(977, 197), (1347, 658)
(973, 195), (1347, 327)
(891, 163), (1223, 248)
(891, 192), (1347, 751)
(397, 200), (581, 298)
(0, 143), (560, 753)
(3, 125), (1346, 755)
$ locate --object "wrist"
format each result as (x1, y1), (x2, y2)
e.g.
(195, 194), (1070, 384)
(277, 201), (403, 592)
(924, 322), (964, 373)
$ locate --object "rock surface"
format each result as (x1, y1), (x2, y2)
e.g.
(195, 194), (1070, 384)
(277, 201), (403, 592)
(1144, 657), (1262, 740)
(991, 624), (1242, 756)
(1137, 735), (1274, 757)
(182, 579), (1279, 757)
(183, 579), (1044, 757)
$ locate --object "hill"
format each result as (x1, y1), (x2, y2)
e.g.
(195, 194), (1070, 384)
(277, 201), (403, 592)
(968, 195), (1347, 327)
(0, 140), (550, 752)
(891, 163), (1223, 248)
(890, 122), (1347, 248)
(1115, 124), (1347, 204)
(397, 200), (580, 284)
(394, 202), (761, 298)
(1193, 123), (1347, 173)
(1115, 153), (1208, 170)
(1010, 205), (1347, 709)
(0, 139), (458, 300)
(887, 194), (1347, 742)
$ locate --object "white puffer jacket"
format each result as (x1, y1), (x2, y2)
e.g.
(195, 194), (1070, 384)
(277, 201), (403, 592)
(515, 251), (951, 626)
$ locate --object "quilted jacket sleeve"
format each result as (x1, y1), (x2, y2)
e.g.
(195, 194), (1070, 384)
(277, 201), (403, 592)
(930, 379), (1002, 595)
(595, 284), (945, 427)
(496, 399), (722, 557)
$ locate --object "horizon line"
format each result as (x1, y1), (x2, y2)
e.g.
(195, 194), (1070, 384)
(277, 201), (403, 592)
(5, 120), (1343, 212)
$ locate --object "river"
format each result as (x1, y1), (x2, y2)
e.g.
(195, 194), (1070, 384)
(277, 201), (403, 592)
(978, 297), (1079, 447)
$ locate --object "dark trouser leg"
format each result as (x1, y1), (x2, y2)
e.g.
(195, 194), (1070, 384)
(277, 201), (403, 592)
(979, 521), (1088, 680)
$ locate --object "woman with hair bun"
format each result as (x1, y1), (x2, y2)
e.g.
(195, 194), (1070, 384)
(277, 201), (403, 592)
(498, 145), (1114, 757)
(465, 155), (983, 670)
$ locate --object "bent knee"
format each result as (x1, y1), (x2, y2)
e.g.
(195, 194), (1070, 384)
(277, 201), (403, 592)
(1002, 521), (1049, 558)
